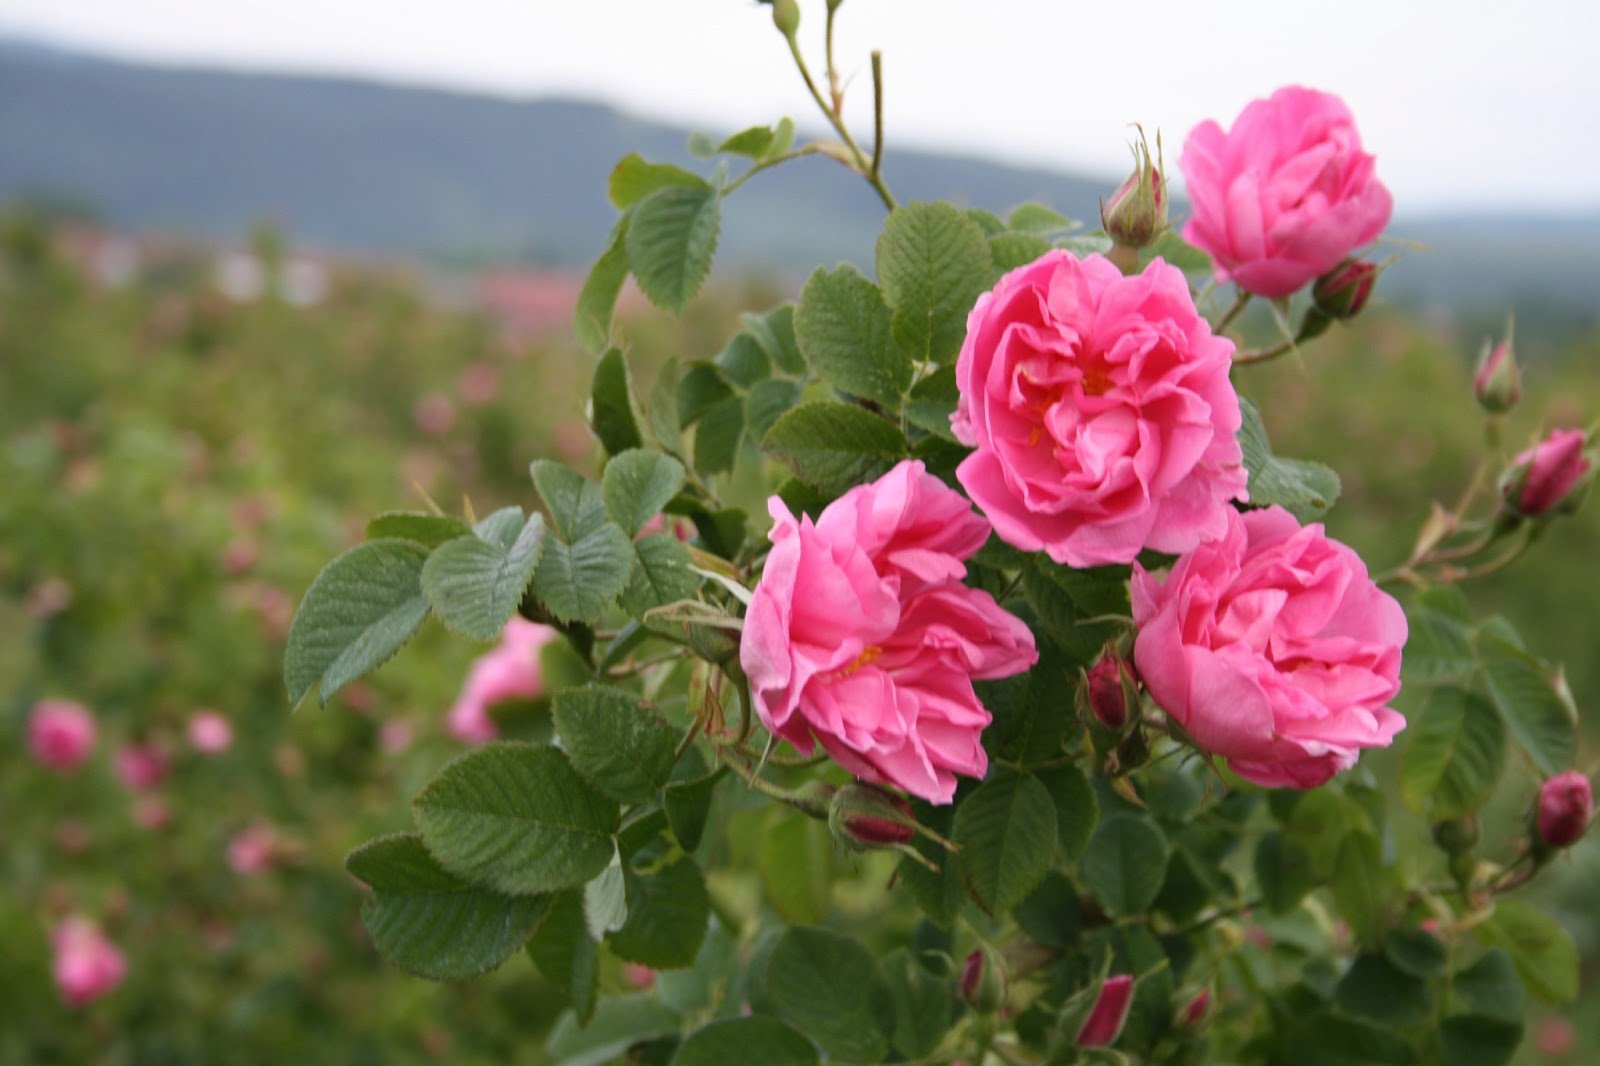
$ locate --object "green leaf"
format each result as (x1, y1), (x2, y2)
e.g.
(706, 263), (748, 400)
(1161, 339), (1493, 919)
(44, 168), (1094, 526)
(531, 464), (634, 622)
(673, 1017), (817, 1066)
(1478, 632), (1578, 775)
(626, 184), (721, 313)
(608, 852), (710, 969)
(739, 303), (807, 377)
(547, 994), (681, 1066)
(346, 833), (553, 981)
(1478, 900), (1579, 1003)
(1036, 763), (1098, 861)
(619, 534), (701, 619)
(575, 217), (631, 354)
(714, 332), (770, 389)
(583, 849), (628, 939)
(527, 892), (599, 1023)
(758, 809), (834, 924)
(897, 802), (964, 927)
(882, 948), (951, 1061)
(1013, 871), (1081, 948)
(552, 685), (678, 805)
(364, 511), (471, 548)
(875, 201), (994, 364)
(765, 926), (894, 1064)
(1438, 1015), (1523, 1066)
(1020, 559), (1128, 661)
(1285, 1014), (1417, 1066)
(608, 153), (708, 209)
(1402, 601), (1477, 686)
(1399, 686), (1506, 819)
(1383, 927), (1448, 979)
(472, 506), (527, 550)
(692, 394), (745, 477)
(284, 539), (430, 707)
(715, 118), (795, 162)
(794, 264), (909, 408)
(413, 743), (619, 896)
(665, 769), (723, 853)
(602, 450), (686, 537)
(1007, 203), (1075, 234)
(1330, 829), (1387, 946)
(745, 378), (804, 444)
(953, 770), (1058, 916)
(1335, 952), (1433, 1026)
(421, 512), (547, 641)
(1080, 813), (1170, 917)
(902, 364), (961, 443)
(677, 361), (733, 427)
(987, 232), (1053, 273)
(761, 402), (907, 497)
(1254, 831), (1316, 914)
(1141, 231), (1212, 273)
(590, 346), (643, 456)
(1449, 948), (1524, 1022)
(1237, 397), (1341, 522)
(649, 359), (684, 452)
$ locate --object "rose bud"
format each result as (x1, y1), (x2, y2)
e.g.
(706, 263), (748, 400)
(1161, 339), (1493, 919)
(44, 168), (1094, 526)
(1101, 128), (1168, 252)
(51, 917), (127, 1008)
(1535, 770), (1592, 851)
(1311, 258), (1379, 321)
(1431, 814), (1479, 856)
(959, 945), (1007, 1014)
(1177, 986), (1211, 1028)
(1083, 651), (1139, 732)
(769, 0), (800, 38)
(828, 782), (917, 850)
(1473, 324), (1521, 414)
(1502, 428), (1594, 518)
(1076, 974), (1135, 1048)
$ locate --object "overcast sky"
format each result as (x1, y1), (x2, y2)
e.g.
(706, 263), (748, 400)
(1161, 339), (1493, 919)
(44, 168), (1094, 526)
(2, 0), (1597, 215)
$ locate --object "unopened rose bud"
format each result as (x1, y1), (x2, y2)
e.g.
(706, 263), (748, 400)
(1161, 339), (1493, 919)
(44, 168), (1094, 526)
(1101, 129), (1167, 251)
(1076, 974), (1135, 1048)
(1432, 814), (1479, 855)
(828, 782), (916, 850)
(959, 945), (1006, 1014)
(1535, 770), (1592, 851)
(769, 0), (800, 38)
(1084, 653), (1138, 731)
(1311, 258), (1379, 321)
(1177, 986), (1211, 1028)
(1473, 324), (1521, 414)
(1502, 428), (1594, 518)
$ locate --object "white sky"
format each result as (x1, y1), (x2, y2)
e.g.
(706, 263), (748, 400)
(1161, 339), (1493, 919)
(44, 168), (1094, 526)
(1, 0), (1597, 214)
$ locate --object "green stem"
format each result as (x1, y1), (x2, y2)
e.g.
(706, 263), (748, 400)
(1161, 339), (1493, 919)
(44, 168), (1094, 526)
(869, 50), (886, 181)
(1232, 338), (1296, 366)
(1215, 290), (1252, 332)
(784, 33), (896, 211)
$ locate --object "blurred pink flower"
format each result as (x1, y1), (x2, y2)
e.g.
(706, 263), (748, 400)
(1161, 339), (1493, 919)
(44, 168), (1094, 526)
(413, 392), (456, 438)
(623, 963), (656, 990)
(51, 917), (126, 1008)
(447, 618), (558, 744)
(188, 711), (234, 754)
(457, 361), (502, 406)
(228, 823), (279, 875)
(380, 718), (415, 754)
(55, 820), (92, 854)
(114, 743), (170, 791)
(1535, 1016), (1576, 1057)
(134, 795), (173, 831)
(28, 700), (97, 771)
(221, 539), (259, 576)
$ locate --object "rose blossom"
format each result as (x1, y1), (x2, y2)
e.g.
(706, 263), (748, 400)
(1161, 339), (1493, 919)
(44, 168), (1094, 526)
(1076, 974), (1135, 1047)
(188, 711), (234, 754)
(952, 251), (1246, 568)
(28, 700), (97, 771)
(1179, 86), (1393, 298)
(114, 744), (170, 791)
(741, 460), (1037, 804)
(51, 917), (126, 1007)
(446, 617), (558, 744)
(1132, 506), (1407, 788)
(1536, 770), (1592, 850)
(228, 823), (279, 875)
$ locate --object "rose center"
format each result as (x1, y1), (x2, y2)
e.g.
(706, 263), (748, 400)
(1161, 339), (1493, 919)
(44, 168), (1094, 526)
(837, 645), (884, 677)
(1080, 364), (1112, 397)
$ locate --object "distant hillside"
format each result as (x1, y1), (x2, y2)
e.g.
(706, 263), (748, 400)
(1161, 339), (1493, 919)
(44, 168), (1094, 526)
(2, 38), (1598, 333)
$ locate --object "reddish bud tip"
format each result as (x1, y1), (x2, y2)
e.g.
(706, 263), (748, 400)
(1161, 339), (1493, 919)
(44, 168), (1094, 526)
(1101, 128), (1167, 250)
(1085, 653), (1138, 732)
(1536, 770), (1593, 850)
(1503, 428), (1594, 518)
(1473, 324), (1522, 414)
(1178, 987), (1211, 1028)
(1076, 974), (1135, 1048)
(828, 782), (917, 851)
(1311, 258), (1379, 321)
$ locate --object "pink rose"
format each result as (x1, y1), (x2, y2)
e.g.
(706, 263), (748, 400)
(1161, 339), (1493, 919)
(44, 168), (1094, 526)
(1179, 86), (1393, 298)
(952, 251), (1246, 568)
(1076, 974), (1135, 1047)
(1132, 506), (1407, 788)
(1536, 770), (1592, 850)
(28, 700), (97, 771)
(227, 822), (279, 875)
(51, 917), (126, 1008)
(114, 744), (170, 791)
(134, 795), (173, 831)
(741, 460), (1037, 804)
(1507, 428), (1592, 518)
(446, 617), (558, 744)
(187, 711), (234, 754)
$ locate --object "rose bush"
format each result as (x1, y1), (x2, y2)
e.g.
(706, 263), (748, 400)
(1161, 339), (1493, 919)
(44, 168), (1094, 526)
(1179, 85), (1392, 298)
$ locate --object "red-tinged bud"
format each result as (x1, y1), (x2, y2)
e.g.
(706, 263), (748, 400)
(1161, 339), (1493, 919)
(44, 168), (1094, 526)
(1311, 258), (1379, 321)
(1178, 986), (1211, 1028)
(959, 945), (1006, 1014)
(1101, 128), (1167, 251)
(828, 782), (916, 850)
(1076, 974), (1135, 1048)
(1084, 653), (1138, 731)
(1473, 323), (1522, 414)
(769, 0), (800, 38)
(1502, 428), (1594, 518)
(1535, 770), (1593, 851)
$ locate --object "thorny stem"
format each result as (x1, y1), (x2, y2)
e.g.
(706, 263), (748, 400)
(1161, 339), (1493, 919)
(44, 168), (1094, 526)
(1232, 338), (1296, 366)
(1215, 290), (1252, 333)
(784, 30), (896, 211)
(719, 744), (829, 817)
